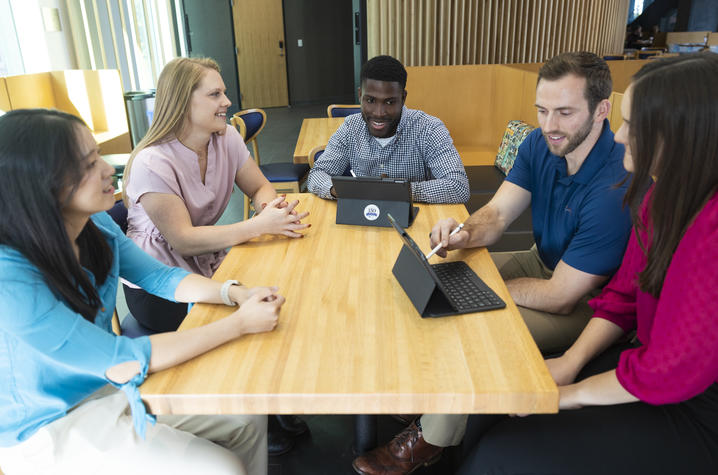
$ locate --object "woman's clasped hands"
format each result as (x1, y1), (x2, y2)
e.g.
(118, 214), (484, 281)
(252, 195), (310, 238)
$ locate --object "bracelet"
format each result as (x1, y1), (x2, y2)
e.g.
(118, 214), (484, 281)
(220, 279), (240, 306)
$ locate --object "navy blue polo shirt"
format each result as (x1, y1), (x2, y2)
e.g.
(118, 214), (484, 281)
(506, 120), (632, 275)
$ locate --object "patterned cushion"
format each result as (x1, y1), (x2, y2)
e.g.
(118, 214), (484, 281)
(494, 120), (535, 175)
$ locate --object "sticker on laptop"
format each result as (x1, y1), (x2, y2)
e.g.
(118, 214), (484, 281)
(363, 204), (380, 221)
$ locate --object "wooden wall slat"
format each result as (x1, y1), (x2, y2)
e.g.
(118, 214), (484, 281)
(366, 0), (630, 67)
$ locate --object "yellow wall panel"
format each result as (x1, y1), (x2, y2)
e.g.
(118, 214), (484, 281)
(0, 78), (10, 112)
(4, 73), (56, 110)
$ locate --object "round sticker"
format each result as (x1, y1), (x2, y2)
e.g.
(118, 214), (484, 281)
(363, 204), (380, 221)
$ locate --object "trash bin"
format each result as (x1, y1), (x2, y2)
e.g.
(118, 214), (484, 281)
(123, 90), (155, 148)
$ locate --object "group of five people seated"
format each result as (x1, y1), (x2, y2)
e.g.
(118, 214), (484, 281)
(0, 50), (716, 475)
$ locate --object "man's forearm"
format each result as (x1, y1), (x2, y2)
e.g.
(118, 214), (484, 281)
(506, 277), (574, 314)
(306, 169), (334, 199)
(463, 205), (506, 248)
(411, 177), (470, 204)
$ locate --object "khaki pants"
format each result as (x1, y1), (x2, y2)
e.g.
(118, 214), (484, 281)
(0, 388), (267, 475)
(421, 246), (598, 447)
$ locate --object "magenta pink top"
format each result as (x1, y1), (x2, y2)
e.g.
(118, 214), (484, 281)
(125, 125), (250, 277)
(590, 188), (718, 404)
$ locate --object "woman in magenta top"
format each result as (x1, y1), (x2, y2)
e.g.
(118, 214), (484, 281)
(458, 53), (718, 474)
(123, 57), (309, 332)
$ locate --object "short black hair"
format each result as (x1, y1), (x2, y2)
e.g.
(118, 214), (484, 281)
(360, 55), (407, 89)
(538, 51), (612, 114)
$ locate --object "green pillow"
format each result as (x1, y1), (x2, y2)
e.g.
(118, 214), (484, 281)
(495, 120), (535, 175)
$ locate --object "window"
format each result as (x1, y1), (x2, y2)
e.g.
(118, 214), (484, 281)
(67, 0), (185, 92)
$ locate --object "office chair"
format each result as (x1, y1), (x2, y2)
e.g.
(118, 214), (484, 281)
(307, 144), (325, 168)
(230, 110), (310, 220)
(326, 104), (361, 118)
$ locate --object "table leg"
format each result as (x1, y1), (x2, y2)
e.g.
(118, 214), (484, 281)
(353, 414), (377, 455)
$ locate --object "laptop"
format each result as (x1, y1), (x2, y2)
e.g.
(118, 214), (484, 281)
(331, 176), (419, 227)
(387, 213), (506, 318)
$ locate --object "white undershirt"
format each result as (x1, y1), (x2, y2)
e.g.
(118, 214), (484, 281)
(373, 135), (396, 148)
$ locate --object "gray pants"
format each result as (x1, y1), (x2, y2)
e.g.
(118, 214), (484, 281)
(421, 247), (598, 447)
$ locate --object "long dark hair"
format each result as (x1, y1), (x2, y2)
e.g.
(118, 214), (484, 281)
(0, 109), (113, 322)
(623, 52), (718, 297)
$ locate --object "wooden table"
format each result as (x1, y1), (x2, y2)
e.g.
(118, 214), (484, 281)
(141, 194), (557, 443)
(292, 117), (344, 163)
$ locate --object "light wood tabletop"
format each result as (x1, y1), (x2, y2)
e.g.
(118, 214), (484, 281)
(292, 117), (344, 164)
(140, 193), (558, 416)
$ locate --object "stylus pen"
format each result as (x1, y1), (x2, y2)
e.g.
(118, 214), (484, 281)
(425, 223), (464, 259)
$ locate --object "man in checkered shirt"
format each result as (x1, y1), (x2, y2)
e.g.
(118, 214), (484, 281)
(307, 55), (470, 204)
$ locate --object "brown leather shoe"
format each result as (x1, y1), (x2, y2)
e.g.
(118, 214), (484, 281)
(352, 421), (443, 475)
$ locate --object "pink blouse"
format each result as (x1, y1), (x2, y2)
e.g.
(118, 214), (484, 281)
(590, 188), (718, 404)
(125, 125), (250, 277)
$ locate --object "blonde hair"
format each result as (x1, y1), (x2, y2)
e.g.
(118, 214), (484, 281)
(122, 57), (221, 205)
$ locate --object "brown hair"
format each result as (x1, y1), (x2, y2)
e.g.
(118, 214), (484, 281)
(538, 51), (612, 114)
(624, 52), (718, 296)
(122, 57), (220, 204)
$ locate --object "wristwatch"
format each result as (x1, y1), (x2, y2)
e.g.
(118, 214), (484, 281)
(220, 279), (241, 306)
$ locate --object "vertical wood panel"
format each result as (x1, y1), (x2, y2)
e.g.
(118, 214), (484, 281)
(366, 0), (628, 67)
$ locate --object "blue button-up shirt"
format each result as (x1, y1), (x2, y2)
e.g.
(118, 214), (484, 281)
(307, 107), (470, 204)
(0, 212), (189, 446)
(506, 120), (632, 275)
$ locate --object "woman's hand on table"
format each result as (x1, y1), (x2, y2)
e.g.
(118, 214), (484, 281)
(251, 196), (310, 238)
(233, 288), (285, 336)
(228, 285), (279, 306)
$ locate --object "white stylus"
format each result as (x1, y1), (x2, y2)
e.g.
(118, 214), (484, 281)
(425, 223), (464, 259)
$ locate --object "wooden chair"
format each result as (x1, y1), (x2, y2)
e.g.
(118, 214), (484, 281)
(112, 309), (122, 336)
(326, 104), (361, 118)
(230, 110), (310, 220)
(307, 144), (326, 168)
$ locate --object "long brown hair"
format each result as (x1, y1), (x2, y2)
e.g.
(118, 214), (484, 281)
(623, 52), (718, 296)
(122, 57), (220, 205)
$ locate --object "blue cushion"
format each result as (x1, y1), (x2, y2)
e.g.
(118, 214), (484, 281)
(241, 111), (264, 138)
(330, 107), (360, 117)
(260, 163), (310, 182)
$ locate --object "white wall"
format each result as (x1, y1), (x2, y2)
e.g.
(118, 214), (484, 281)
(0, 0), (24, 76)
(1, 0), (77, 75)
(39, 0), (77, 70)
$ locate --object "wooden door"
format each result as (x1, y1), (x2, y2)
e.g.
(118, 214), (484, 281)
(232, 0), (289, 108)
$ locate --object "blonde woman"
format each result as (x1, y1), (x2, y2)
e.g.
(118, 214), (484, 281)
(123, 57), (309, 333)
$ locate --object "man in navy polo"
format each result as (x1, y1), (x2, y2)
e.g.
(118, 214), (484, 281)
(352, 52), (632, 475)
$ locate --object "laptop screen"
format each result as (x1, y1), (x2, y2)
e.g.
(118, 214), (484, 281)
(386, 213), (453, 297)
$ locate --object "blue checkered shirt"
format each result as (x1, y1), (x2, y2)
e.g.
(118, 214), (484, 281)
(307, 107), (470, 204)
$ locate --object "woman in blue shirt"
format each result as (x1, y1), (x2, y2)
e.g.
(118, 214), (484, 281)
(0, 109), (282, 474)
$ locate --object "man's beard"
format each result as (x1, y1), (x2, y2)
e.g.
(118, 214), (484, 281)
(543, 115), (594, 157)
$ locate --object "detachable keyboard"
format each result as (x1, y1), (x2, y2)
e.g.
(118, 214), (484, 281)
(431, 261), (506, 312)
